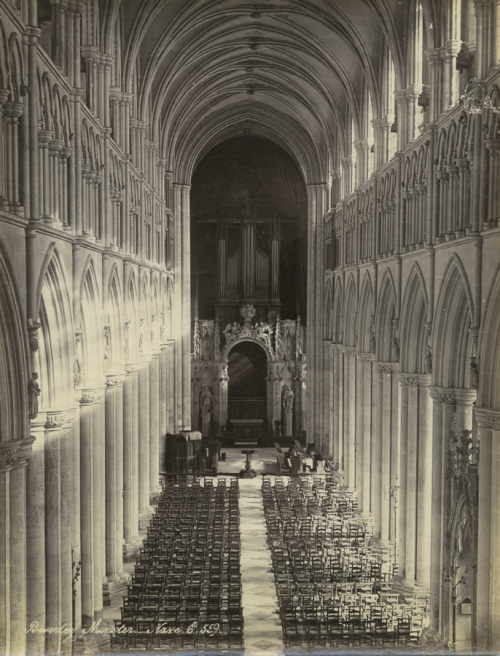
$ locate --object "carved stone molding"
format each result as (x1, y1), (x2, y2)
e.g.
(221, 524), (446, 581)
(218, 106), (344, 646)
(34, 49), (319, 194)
(381, 364), (393, 375)
(45, 413), (65, 429)
(406, 376), (419, 387)
(80, 390), (97, 405)
(27, 318), (42, 351)
(0, 437), (35, 471)
(474, 407), (500, 430)
(0, 447), (19, 469)
(125, 363), (140, 375)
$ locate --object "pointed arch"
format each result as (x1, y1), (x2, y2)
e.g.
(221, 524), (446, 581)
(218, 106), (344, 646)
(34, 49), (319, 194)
(107, 265), (124, 373)
(333, 276), (343, 343)
(376, 269), (397, 362)
(358, 272), (374, 354)
(80, 260), (103, 388)
(125, 269), (139, 364)
(433, 256), (474, 389)
(400, 264), (428, 373)
(324, 279), (333, 341)
(36, 247), (74, 410)
(343, 274), (358, 348)
(0, 238), (29, 442)
(0, 18), (9, 91)
(478, 264), (500, 410)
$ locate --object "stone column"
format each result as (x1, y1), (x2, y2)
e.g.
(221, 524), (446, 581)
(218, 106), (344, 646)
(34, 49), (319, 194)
(69, 406), (82, 631)
(44, 414), (73, 654)
(79, 391), (99, 627)
(415, 375), (432, 591)
(347, 348), (357, 489)
(159, 346), (168, 468)
(149, 354), (160, 494)
(428, 387), (449, 635)
(138, 362), (151, 513)
(337, 346), (344, 472)
(474, 408), (500, 653)
(355, 353), (365, 493)
(371, 363), (383, 536)
(104, 376), (125, 583)
(93, 393), (107, 608)
(123, 365), (140, 556)
(361, 355), (373, 515)
(332, 345), (341, 468)
(1, 439), (33, 656)
(26, 423), (46, 656)
(404, 375), (420, 587)
(8, 438), (34, 656)
(380, 364), (393, 542)
(165, 342), (175, 434)
(390, 364), (400, 543)
(217, 366), (229, 432)
(397, 375), (409, 577)
(325, 342), (334, 455)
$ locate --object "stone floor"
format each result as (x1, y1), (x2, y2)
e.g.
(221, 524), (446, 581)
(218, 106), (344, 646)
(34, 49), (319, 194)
(219, 448), (285, 655)
(82, 448), (287, 655)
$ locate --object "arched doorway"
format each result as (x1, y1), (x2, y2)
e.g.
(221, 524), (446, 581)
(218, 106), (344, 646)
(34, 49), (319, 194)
(227, 340), (268, 438)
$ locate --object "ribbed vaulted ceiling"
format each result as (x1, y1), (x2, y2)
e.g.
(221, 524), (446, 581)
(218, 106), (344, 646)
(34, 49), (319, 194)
(116, 0), (411, 183)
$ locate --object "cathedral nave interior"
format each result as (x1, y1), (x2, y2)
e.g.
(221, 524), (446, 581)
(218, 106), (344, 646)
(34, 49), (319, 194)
(0, 0), (499, 653)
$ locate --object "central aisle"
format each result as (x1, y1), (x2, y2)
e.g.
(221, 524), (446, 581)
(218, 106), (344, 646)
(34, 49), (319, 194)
(239, 478), (285, 655)
(220, 448), (285, 654)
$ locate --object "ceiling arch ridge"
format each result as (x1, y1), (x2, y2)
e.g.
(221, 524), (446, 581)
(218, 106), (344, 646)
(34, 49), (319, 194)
(163, 86), (325, 176)
(168, 102), (326, 186)
(147, 44), (352, 151)
(137, 9), (368, 99)
(275, 8), (380, 113)
(148, 43), (346, 141)
(166, 96), (324, 179)
(139, 18), (363, 124)
(121, 0), (166, 92)
(100, 0), (121, 55)
(159, 68), (336, 154)
(362, 0), (405, 89)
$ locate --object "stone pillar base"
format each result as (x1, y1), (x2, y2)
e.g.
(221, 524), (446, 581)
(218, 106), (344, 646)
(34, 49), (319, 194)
(284, 412), (293, 437)
(123, 537), (143, 562)
(102, 579), (111, 607)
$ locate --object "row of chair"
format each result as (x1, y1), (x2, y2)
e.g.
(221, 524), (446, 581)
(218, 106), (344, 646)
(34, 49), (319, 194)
(111, 478), (244, 652)
(262, 476), (426, 649)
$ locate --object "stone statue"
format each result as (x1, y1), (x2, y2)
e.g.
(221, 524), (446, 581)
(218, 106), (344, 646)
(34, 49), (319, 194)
(296, 315), (303, 356)
(275, 316), (282, 351)
(193, 317), (200, 357)
(139, 319), (144, 352)
(282, 384), (294, 414)
(28, 372), (41, 419)
(27, 318), (41, 352)
(369, 332), (376, 354)
(240, 304), (256, 332)
(470, 356), (479, 389)
(74, 359), (82, 387)
(424, 344), (433, 374)
(200, 386), (214, 415)
(223, 321), (241, 344)
(392, 335), (400, 362)
(256, 321), (271, 346)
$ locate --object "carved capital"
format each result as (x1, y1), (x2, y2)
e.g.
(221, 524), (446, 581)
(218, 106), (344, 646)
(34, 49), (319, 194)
(45, 413), (66, 429)
(80, 390), (97, 405)
(27, 318), (42, 351)
(0, 446), (19, 470)
(474, 407), (500, 430)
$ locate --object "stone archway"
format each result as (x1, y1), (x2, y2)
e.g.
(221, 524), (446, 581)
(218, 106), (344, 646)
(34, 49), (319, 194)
(218, 336), (274, 439)
(225, 339), (269, 439)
